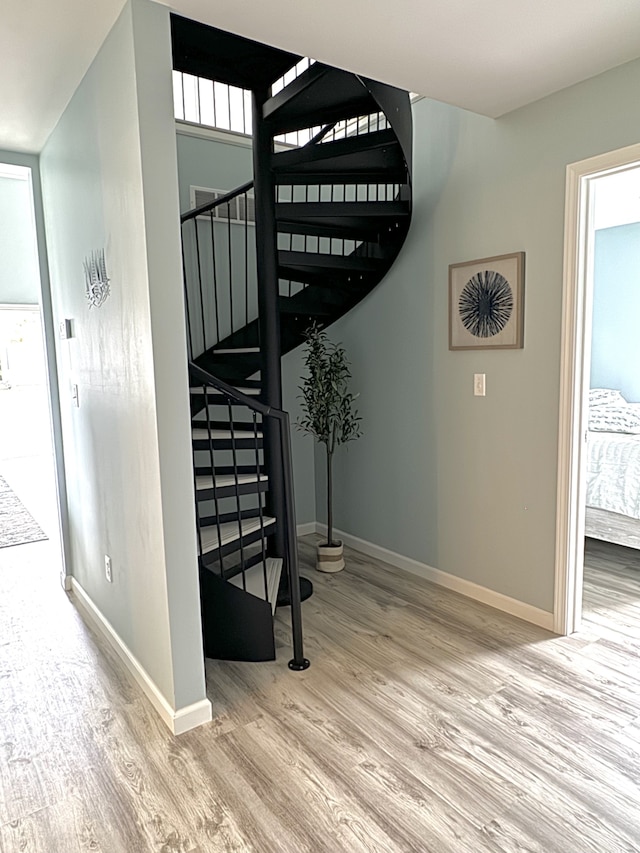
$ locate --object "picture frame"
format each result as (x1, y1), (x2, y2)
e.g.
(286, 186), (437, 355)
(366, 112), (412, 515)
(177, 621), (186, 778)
(449, 252), (525, 350)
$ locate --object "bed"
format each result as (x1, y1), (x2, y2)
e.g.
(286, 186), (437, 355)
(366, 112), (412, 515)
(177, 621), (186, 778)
(585, 390), (640, 550)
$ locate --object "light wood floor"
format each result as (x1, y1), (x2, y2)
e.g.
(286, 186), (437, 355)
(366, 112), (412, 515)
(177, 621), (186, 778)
(2, 535), (640, 852)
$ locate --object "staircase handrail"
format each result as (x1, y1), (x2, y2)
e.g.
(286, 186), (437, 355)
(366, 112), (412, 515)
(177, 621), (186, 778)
(190, 362), (272, 414)
(189, 361), (308, 671)
(180, 122), (337, 225)
(181, 179), (254, 225)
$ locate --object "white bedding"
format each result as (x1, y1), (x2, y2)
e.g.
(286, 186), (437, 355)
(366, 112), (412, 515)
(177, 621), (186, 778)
(587, 430), (640, 520)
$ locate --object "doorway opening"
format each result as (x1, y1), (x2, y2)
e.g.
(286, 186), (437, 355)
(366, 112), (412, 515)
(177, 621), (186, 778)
(555, 142), (640, 635)
(0, 163), (62, 565)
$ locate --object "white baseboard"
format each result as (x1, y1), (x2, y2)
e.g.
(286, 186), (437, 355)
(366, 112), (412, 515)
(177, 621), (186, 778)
(69, 578), (212, 734)
(315, 523), (554, 631)
(296, 521), (318, 536)
(172, 698), (214, 735)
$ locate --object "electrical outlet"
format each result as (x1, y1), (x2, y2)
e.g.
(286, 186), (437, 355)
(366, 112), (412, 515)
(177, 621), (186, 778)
(105, 555), (113, 583)
(474, 373), (486, 396)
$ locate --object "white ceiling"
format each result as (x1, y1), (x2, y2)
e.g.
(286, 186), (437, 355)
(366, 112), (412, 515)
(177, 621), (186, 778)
(3, 0), (640, 154)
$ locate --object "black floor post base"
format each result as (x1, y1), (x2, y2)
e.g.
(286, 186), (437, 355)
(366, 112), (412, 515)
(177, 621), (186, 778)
(288, 657), (311, 671)
(277, 575), (313, 607)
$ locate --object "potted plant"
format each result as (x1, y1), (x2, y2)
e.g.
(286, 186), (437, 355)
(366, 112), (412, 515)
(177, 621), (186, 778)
(297, 324), (362, 572)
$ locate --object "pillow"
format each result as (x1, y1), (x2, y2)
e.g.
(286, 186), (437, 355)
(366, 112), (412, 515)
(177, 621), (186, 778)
(589, 404), (640, 434)
(589, 388), (626, 408)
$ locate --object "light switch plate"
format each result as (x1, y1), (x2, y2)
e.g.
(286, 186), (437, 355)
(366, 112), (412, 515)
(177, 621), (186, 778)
(59, 319), (73, 339)
(474, 373), (486, 396)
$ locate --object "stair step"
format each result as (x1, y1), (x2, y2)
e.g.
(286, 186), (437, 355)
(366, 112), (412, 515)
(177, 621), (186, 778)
(192, 416), (260, 429)
(192, 415), (263, 433)
(196, 473), (266, 488)
(192, 428), (263, 439)
(192, 427), (263, 450)
(278, 250), (382, 279)
(199, 516), (276, 557)
(213, 347), (261, 355)
(277, 294), (333, 317)
(195, 472), (268, 500)
(189, 383), (262, 417)
(272, 129), (407, 184)
(276, 199), (408, 221)
(171, 16), (302, 92)
(228, 557), (282, 615)
(195, 464), (265, 477)
(201, 356), (262, 386)
(279, 276), (367, 294)
(206, 351), (261, 369)
(263, 64), (377, 135)
(190, 385), (261, 396)
(195, 352), (261, 385)
(276, 200), (409, 240)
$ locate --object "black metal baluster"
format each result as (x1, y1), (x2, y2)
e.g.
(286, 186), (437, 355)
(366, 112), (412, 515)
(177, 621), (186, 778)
(277, 410), (309, 671)
(210, 212), (220, 344)
(204, 385), (225, 579)
(227, 205), (234, 334)
(228, 401), (246, 592)
(188, 365), (309, 668)
(242, 90), (247, 135)
(181, 230), (193, 360)
(253, 411), (269, 601)
(193, 383), (206, 562)
(194, 219), (207, 353)
(244, 193), (249, 326)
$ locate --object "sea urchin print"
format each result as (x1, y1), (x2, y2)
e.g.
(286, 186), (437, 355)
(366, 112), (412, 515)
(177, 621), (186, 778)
(459, 270), (513, 338)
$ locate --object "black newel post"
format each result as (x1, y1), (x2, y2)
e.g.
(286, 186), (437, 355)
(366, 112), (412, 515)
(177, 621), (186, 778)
(251, 88), (286, 559)
(251, 88), (311, 668)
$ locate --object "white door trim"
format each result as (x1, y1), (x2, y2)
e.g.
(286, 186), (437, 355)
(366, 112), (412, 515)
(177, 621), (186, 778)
(554, 141), (640, 635)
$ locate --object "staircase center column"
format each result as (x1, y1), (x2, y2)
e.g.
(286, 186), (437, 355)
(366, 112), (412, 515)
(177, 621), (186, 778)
(252, 87), (286, 557)
(252, 87), (282, 408)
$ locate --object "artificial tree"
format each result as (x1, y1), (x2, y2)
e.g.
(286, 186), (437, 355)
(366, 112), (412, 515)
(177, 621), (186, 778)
(297, 324), (362, 562)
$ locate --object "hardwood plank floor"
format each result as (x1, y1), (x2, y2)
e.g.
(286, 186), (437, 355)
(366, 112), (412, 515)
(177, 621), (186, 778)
(2, 535), (640, 851)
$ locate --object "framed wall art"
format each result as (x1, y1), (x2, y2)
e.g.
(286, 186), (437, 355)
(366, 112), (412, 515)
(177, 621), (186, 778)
(449, 252), (525, 350)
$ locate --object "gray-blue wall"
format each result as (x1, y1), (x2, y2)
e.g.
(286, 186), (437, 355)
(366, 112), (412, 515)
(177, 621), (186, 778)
(41, 0), (206, 715)
(176, 131), (253, 211)
(176, 132), (259, 355)
(590, 222), (640, 402)
(179, 57), (640, 614)
(320, 57), (640, 615)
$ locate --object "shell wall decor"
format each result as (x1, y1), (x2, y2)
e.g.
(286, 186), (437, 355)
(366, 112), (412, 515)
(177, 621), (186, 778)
(84, 249), (110, 308)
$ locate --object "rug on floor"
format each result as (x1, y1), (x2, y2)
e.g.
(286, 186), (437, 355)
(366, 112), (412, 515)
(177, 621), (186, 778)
(0, 474), (48, 548)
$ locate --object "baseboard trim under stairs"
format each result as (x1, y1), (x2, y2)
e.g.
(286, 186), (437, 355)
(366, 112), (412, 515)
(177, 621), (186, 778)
(69, 578), (213, 735)
(308, 523), (554, 632)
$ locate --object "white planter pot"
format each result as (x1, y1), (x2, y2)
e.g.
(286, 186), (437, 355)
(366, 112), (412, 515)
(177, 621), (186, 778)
(317, 541), (345, 573)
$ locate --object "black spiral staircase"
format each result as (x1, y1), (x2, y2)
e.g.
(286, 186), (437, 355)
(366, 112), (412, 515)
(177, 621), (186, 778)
(173, 17), (412, 668)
